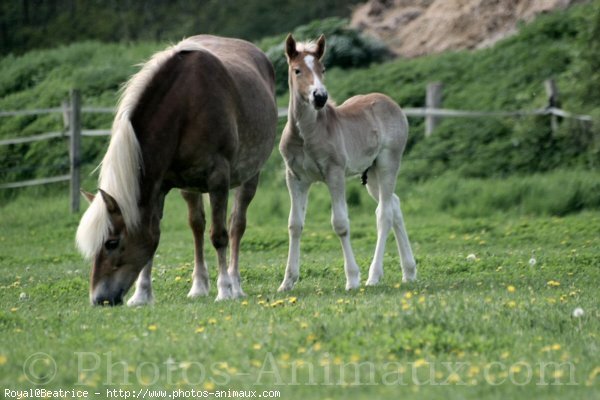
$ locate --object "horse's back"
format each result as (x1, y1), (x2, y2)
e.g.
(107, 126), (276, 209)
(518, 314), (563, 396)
(131, 35), (277, 192)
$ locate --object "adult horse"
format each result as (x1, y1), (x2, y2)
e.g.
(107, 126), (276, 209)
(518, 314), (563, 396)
(76, 35), (277, 305)
(278, 34), (416, 291)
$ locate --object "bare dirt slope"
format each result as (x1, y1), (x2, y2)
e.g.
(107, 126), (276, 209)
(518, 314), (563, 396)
(351, 0), (586, 58)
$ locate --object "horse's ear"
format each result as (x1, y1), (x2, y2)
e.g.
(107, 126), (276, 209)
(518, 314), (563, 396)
(80, 190), (95, 204)
(285, 33), (298, 61)
(316, 34), (326, 61)
(98, 189), (121, 216)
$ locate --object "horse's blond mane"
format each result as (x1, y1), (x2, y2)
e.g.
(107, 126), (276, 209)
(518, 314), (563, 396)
(76, 38), (208, 259)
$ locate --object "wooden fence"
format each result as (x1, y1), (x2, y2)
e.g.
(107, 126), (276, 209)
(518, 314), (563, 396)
(0, 82), (593, 213)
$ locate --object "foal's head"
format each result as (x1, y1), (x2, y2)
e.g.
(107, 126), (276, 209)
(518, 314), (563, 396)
(285, 34), (328, 110)
(78, 190), (159, 306)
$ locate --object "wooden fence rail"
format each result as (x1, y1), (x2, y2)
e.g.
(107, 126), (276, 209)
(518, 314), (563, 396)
(0, 82), (593, 212)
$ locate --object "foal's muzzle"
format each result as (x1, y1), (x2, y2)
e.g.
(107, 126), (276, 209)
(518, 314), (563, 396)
(313, 91), (328, 110)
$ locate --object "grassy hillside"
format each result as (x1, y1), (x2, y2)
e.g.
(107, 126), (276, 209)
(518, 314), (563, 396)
(0, 1), (598, 205)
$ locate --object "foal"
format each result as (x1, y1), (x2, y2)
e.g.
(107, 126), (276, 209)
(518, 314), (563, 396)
(278, 34), (416, 291)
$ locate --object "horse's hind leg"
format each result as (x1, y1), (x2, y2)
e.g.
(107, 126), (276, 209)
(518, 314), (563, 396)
(228, 173), (260, 298)
(181, 190), (210, 298)
(127, 261), (154, 306)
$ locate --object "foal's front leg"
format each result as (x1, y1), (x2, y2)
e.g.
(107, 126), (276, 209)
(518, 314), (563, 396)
(326, 168), (361, 290)
(279, 170), (310, 292)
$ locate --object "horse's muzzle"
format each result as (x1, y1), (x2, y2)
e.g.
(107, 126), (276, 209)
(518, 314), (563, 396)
(91, 288), (125, 306)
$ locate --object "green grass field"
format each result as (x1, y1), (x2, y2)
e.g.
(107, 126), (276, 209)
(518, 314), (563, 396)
(0, 164), (598, 399)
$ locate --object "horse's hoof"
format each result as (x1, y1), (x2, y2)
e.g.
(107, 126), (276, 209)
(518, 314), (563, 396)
(127, 294), (154, 307)
(187, 282), (210, 298)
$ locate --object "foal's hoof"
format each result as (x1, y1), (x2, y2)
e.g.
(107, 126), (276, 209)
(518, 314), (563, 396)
(365, 278), (381, 287)
(402, 267), (417, 283)
(278, 277), (297, 292)
(345, 277), (361, 291)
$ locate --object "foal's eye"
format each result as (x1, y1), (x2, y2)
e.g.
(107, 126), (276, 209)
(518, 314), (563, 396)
(104, 239), (119, 251)
(294, 68), (301, 75)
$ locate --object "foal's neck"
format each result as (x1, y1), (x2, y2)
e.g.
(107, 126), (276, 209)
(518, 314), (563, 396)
(290, 91), (327, 140)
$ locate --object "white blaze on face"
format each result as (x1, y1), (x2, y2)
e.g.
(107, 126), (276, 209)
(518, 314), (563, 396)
(304, 55), (327, 102)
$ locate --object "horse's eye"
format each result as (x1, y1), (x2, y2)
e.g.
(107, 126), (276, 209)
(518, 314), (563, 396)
(104, 239), (119, 251)
(294, 68), (301, 75)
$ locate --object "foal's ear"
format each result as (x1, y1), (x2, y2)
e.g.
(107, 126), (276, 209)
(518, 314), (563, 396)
(316, 34), (326, 60)
(98, 189), (122, 216)
(80, 190), (95, 204)
(285, 34), (298, 61)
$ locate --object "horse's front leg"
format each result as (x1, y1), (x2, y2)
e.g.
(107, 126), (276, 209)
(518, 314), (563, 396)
(278, 169), (310, 292)
(127, 261), (154, 306)
(209, 176), (233, 301)
(326, 168), (361, 290)
(228, 174), (260, 298)
(181, 190), (210, 298)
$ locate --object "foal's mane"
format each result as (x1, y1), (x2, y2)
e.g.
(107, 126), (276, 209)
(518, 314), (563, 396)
(76, 38), (208, 259)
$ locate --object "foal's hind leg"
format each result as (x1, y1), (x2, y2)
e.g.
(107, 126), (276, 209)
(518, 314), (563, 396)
(364, 164), (395, 286)
(228, 173), (260, 298)
(181, 190), (210, 298)
(365, 165), (416, 284)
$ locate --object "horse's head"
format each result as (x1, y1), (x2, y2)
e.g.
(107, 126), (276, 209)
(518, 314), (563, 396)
(77, 190), (159, 306)
(285, 34), (328, 110)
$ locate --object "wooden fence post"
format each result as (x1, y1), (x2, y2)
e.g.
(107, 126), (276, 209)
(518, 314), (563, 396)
(426, 82), (443, 137)
(69, 89), (81, 213)
(545, 79), (560, 134)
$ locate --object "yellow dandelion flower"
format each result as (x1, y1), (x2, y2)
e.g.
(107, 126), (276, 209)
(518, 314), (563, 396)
(507, 300), (517, 308)
(147, 324), (158, 331)
(250, 359), (261, 368)
(547, 280), (561, 287)
(418, 296), (426, 304)
(394, 283), (401, 289)
(175, 276), (182, 281)
(313, 342), (322, 351)
(336, 298), (344, 304)
(195, 326), (205, 334)
(280, 353), (291, 362)
(203, 381), (215, 391)
(307, 333), (317, 342)
(253, 343), (262, 350)
(413, 358), (428, 368)
(404, 291), (413, 299)
(0, 355), (7, 366)
(208, 318), (217, 325)
(500, 351), (510, 359)
(447, 372), (461, 383)
(241, 300), (248, 306)
(300, 322), (309, 329)
(551, 344), (561, 351)
(224, 315), (232, 321)
(297, 347), (306, 354)
(10, 307), (18, 312)
(350, 354), (360, 362)
(507, 285), (516, 293)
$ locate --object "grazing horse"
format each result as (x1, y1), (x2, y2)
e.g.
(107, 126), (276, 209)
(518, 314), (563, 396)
(278, 34), (416, 291)
(76, 35), (277, 305)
